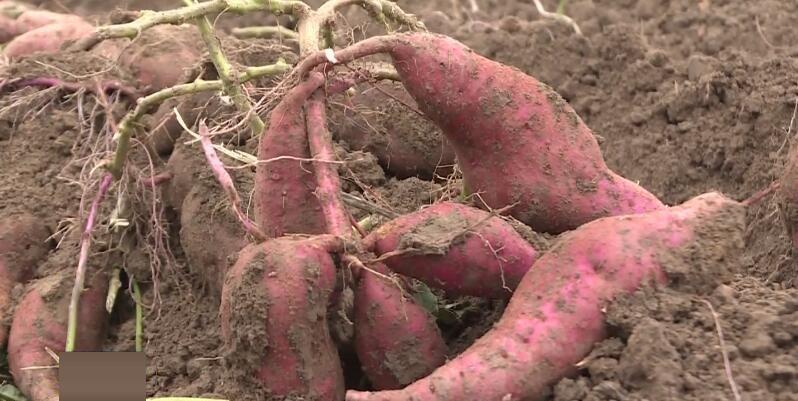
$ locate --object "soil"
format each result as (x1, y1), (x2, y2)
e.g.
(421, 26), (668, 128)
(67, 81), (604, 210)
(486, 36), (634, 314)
(0, 0), (797, 400)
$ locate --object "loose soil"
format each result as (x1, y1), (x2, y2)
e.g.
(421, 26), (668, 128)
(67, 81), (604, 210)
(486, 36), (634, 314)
(1, 0), (797, 400)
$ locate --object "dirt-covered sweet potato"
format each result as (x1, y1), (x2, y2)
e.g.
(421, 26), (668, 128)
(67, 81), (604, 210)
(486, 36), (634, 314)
(220, 235), (345, 401)
(364, 202), (545, 298)
(346, 192), (745, 401)
(354, 262), (447, 389)
(297, 32), (665, 234)
(0, 213), (50, 345)
(8, 266), (109, 401)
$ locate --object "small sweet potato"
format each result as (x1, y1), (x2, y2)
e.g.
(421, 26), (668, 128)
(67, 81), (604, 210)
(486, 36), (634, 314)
(0, 213), (50, 345)
(364, 202), (544, 298)
(8, 266), (109, 401)
(354, 262), (447, 389)
(298, 32), (664, 234)
(346, 192), (745, 401)
(220, 235), (345, 401)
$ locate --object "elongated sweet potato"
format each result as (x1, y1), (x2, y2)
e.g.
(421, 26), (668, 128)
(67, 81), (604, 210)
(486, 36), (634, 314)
(364, 202), (544, 298)
(354, 262), (447, 389)
(346, 192), (745, 401)
(0, 213), (50, 345)
(8, 266), (109, 401)
(298, 32), (664, 234)
(2, 17), (93, 58)
(254, 73), (327, 237)
(220, 235), (345, 401)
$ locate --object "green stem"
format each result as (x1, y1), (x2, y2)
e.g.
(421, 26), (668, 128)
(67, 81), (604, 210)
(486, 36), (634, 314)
(106, 61), (289, 179)
(72, 0), (309, 50)
(232, 25), (299, 41)
(189, 0), (266, 138)
(556, 0), (568, 14)
(132, 278), (143, 352)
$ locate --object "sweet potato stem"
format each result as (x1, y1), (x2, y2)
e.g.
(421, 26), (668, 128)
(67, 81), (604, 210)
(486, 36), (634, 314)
(232, 25), (299, 41)
(66, 173), (113, 352)
(132, 278), (143, 352)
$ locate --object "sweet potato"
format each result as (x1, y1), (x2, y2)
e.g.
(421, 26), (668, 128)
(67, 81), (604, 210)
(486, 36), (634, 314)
(778, 147), (798, 250)
(364, 202), (544, 298)
(254, 73), (326, 238)
(8, 266), (109, 401)
(298, 32), (664, 234)
(354, 262), (447, 389)
(91, 25), (203, 93)
(0, 213), (50, 345)
(346, 192), (745, 401)
(2, 17), (93, 58)
(220, 235), (345, 401)
(329, 82), (456, 180)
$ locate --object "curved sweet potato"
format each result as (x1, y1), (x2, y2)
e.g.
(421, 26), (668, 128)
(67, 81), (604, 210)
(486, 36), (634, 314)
(220, 235), (345, 401)
(254, 73), (326, 237)
(2, 18), (93, 58)
(354, 262), (447, 389)
(298, 32), (664, 234)
(346, 192), (745, 401)
(364, 202), (543, 298)
(329, 82), (456, 180)
(8, 267), (109, 401)
(0, 213), (50, 345)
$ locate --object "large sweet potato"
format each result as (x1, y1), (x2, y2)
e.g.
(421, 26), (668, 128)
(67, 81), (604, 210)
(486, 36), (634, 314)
(298, 32), (664, 234)
(2, 17), (93, 58)
(346, 192), (745, 401)
(220, 235), (345, 401)
(364, 202), (544, 298)
(8, 266), (109, 401)
(0, 213), (50, 345)
(354, 262), (447, 389)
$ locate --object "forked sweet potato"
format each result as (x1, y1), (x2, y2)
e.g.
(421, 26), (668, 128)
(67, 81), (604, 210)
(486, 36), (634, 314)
(346, 192), (745, 401)
(354, 262), (447, 389)
(0, 213), (50, 345)
(298, 32), (665, 234)
(8, 266), (109, 401)
(220, 235), (345, 401)
(364, 202), (544, 298)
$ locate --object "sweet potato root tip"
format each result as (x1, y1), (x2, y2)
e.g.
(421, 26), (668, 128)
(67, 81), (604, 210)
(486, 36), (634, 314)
(354, 262), (447, 389)
(364, 202), (543, 298)
(346, 192), (745, 401)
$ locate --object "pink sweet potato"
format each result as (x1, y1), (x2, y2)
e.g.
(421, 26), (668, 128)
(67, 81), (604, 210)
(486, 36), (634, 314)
(91, 25), (203, 93)
(346, 192), (745, 401)
(354, 262), (447, 389)
(220, 235), (345, 400)
(364, 202), (543, 298)
(777, 147), (798, 250)
(2, 17), (93, 58)
(254, 73), (326, 237)
(8, 267), (109, 401)
(298, 32), (664, 234)
(0, 213), (50, 345)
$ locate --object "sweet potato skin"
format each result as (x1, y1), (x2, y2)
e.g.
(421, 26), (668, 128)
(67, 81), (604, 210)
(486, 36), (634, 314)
(364, 202), (541, 298)
(254, 74), (326, 238)
(220, 235), (345, 401)
(346, 192), (745, 401)
(354, 262), (447, 389)
(8, 268), (108, 401)
(2, 18), (93, 58)
(0, 213), (50, 345)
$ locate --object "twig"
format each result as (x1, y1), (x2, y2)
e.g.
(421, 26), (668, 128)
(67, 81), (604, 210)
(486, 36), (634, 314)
(232, 25), (299, 41)
(66, 173), (113, 352)
(132, 278), (144, 352)
(341, 192), (399, 218)
(532, 0), (582, 35)
(701, 299), (742, 401)
(197, 120), (267, 241)
(754, 15), (782, 50)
